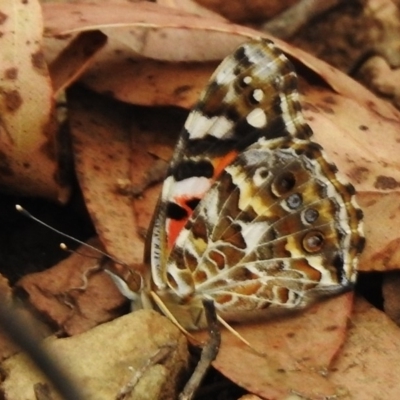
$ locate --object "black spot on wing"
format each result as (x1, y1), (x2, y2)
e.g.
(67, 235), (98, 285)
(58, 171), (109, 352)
(355, 236), (366, 253)
(225, 107), (241, 122)
(172, 160), (214, 181)
(186, 198), (201, 211)
(332, 253), (345, 283)
(233, 46), (252, 68)
(186, 135), (237, 156)
(206, 80), (220, 95)
(185, 114), (290, 157)
(233, 45), (245, 62)
(167, 202), (188, 220)
(235, 114), (289, 144)
(284, 73), (297, 93)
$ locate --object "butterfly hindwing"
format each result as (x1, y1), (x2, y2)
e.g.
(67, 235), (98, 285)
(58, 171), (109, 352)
(163, 137), (364, 316)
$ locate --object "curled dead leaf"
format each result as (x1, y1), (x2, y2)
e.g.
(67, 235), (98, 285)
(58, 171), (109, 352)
(16, 238), (126, 336)
(0, 0), (68, 201)
(42, 2), (257, 61)
(49, 30), (108, 98)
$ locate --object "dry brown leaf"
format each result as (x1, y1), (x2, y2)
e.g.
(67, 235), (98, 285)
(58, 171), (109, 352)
(16, 238), (126, 336)
(383, 271), (400, 325)
(192, 0), (300, 22)
(194, 293), (353, 399)
(40, 2), (400, 119)
(41, 2), (398, 120)
(329, 296), (400, 399)
(357, 192), (400, 272)
(82, 59), (217, 109)
(357, 54), (400, 110)
(133, 183), (163, 238)
(129, 107), (183, 187)
(49, 30), (108, 97)
(40, 2), (259, 107)
(191, 296), (400, 399)
(67, 88), (187, 268)
(41, 2), (400, 124)
(43, 32), (77, 66)
(157, 0), (226, 19)
(42, 1), (256, 62)
(298, 83), (400, 272)
(0, 0), (67, 201)
(261, 0), (346, 39)
(68, 88), (145, 268)
(129, 108), (184, 234)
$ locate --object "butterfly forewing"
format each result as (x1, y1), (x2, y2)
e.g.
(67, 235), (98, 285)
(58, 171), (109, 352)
(150, 39), (312, 289)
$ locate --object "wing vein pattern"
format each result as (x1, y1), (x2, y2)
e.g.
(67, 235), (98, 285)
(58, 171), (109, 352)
(148, 38), (364, 328)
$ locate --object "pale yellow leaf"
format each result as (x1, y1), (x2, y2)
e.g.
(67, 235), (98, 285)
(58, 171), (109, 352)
(0, 0), (68, 200)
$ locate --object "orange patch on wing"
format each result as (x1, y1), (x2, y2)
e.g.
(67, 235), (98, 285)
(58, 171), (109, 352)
(168, 217), (187, 250)
(167, 151), (238, 250)
(167, 196), (198, 250)
(212, 150), (238, 178)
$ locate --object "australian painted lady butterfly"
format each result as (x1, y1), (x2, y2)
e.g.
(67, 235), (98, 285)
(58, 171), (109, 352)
(110, 38), (365, 330)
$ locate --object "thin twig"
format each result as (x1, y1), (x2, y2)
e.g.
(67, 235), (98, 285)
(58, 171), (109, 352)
(34, 382), (56, 400)
(179, 299), (221, 400)
(116, 345), (173, 400)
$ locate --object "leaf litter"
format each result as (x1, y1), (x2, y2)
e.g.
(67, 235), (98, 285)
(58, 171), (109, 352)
(1, 0), (400, 399)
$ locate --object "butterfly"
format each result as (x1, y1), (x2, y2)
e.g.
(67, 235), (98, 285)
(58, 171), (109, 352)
(109, 37), (365, 330)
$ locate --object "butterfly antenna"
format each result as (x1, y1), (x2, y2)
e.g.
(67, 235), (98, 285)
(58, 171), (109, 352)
(60, 242), (104, 260)
(15, 204), (126, 267)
